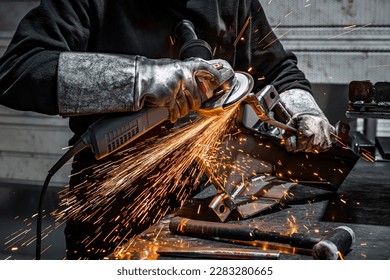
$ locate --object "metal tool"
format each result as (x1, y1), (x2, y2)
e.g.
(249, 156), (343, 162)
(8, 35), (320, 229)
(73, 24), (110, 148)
(157, 247), (280, 260)
(169, 216), (355, 260)
(349, 131), (376, 159)
(346, 80), (390, 160)
(347, 80), (390, 119)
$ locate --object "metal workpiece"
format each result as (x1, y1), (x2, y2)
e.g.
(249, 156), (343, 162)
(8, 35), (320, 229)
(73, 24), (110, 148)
(208, 192), (236, 222)
(199, 78), (297, 135)
(179, 131), (358, 223)
(207, 176), (293, 222)
(186, 79), (359, 223)
(198, 176), (297, 223)
(349, 131), (376, 160)
(242, 85), (297, 134)
(198, 74), (296, 136)
(191, 81), (359, 223)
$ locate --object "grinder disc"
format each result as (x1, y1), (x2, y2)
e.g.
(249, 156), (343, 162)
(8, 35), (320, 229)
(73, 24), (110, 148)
(223, 71), (254, 108)
(198, 71), (254, 116)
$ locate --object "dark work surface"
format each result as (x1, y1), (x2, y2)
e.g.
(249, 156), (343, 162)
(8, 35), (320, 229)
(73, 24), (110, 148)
(111, 159), (390, 260)
(1, 159), (389, 260)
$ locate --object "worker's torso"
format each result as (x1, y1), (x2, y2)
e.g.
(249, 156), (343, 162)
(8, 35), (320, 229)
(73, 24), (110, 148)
(86, 0), (251, 68)
(69, 0), (254, 137)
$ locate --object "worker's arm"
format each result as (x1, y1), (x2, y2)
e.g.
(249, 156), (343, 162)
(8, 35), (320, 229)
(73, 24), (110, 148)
(245, 1), (311, 94)
(58, 53), (227, 122)
(0, 0), (93, 115)
(246, 1), (334, 152)
(0, 0), (230, 123)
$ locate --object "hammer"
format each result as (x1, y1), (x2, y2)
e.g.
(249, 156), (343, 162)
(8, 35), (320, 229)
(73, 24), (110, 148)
(169, 216), (355, 260)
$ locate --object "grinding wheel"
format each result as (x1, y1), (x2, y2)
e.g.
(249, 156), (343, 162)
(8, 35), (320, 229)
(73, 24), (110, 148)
(198, 71), (254, 116)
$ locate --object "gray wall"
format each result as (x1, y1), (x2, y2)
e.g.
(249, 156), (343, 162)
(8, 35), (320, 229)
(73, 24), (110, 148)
(261, 0), (390, 84)
(0, 0), (389, 186)
(0, 0), (72, 186)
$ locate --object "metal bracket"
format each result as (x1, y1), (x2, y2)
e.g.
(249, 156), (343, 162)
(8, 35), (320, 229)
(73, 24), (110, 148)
(243, 85), (297, 134)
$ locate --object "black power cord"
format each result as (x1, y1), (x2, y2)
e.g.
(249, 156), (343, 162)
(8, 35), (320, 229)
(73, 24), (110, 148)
(35, 139), (87, 260)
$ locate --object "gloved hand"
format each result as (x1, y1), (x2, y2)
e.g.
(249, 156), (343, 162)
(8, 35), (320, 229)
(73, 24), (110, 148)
(278, 89), (335, 153)
(135, 57), (232, 122)
(57, 52), (233, 120)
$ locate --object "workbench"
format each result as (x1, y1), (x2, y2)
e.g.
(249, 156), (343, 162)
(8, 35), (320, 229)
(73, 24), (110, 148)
(109, 159), (390, 260)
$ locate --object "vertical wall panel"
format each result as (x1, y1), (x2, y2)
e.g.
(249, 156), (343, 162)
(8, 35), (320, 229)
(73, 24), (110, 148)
(0, 1), (72, 186)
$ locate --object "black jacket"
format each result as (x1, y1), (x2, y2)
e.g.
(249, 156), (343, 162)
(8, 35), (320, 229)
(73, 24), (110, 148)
(0, 0), (311, 137)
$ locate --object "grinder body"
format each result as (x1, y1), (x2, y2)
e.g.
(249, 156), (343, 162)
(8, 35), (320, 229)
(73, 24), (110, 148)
(83, 20), (240, 160)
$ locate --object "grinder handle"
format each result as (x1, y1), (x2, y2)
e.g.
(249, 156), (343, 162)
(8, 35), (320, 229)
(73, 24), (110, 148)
(174, 19), (213, 61)
(174, 20), (235, 102)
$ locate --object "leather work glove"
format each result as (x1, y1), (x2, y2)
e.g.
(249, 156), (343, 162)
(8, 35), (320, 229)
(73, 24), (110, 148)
(135, 57), (231, 123)
(278, 89), (335, 153)
(57, 52), (233, 122)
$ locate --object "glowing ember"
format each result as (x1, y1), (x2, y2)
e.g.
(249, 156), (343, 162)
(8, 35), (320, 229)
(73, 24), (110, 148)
(55, 104), (241, 249)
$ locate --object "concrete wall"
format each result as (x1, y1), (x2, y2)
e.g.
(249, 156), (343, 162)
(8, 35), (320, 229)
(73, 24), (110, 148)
(0, 0), (72, 186)
(260, 0), (390, 84)
(0, 0), (389, 186)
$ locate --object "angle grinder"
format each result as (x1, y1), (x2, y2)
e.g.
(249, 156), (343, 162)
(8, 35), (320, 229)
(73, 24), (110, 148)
(67, 20), (254, 162)
(198, 71), (253, 116)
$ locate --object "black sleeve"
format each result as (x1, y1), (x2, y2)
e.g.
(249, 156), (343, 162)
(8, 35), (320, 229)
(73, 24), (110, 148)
(0, 0), (97, 115)
(242, 0), (312, 94)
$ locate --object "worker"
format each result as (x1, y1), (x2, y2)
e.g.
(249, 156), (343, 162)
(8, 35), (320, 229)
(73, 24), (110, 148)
(0, 0), (334, 259)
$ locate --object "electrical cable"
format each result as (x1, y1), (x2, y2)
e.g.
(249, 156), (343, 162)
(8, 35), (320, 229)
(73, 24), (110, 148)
(35, 139), (88, 260)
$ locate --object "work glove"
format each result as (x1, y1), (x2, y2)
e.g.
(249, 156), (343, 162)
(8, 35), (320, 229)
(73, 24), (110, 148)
(278, 89), (335, 153)
(134, 56), (230, 123)
(57, 52), (232, 122)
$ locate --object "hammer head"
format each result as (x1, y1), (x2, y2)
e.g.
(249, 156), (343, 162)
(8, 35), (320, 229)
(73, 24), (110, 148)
(312, 226), (356, 260)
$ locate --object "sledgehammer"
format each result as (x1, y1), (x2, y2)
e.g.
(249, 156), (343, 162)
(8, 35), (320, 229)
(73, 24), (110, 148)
(169, 216), (355, 260)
